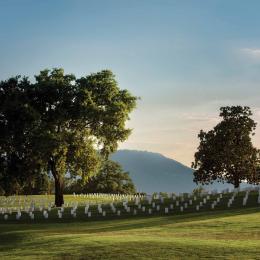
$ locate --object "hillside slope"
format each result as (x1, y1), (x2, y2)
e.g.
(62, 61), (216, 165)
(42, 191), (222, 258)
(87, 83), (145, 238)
(111, 150), (236, 193)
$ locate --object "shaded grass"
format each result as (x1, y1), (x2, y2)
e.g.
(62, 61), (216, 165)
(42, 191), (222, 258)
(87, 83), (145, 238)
(1, 208), (260, 259)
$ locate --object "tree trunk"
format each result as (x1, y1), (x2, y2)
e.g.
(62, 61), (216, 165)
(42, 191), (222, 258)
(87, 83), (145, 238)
(54, 176), (64, 207)
(49, 159), (64, 207)
(234, 177), (240, 189)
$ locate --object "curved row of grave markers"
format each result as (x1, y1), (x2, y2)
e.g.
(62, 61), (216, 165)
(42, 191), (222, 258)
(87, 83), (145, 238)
(1, 188), (260, 221)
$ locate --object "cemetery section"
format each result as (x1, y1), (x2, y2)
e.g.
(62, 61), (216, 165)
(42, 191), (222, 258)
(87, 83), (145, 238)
(0, 188), (260, 223)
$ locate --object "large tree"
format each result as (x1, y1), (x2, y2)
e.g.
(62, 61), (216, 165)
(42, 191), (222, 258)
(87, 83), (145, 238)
(0, 69), (137, 206)
(192, 106), (260, 188)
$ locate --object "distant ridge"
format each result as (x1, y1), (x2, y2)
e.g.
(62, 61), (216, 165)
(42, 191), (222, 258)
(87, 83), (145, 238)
(111, 149), (240, 194)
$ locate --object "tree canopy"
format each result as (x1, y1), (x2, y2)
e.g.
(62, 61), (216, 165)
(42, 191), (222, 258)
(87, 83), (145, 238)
(192, 106), (260, 188)
(0, 76), (42, 195)
(0, 69), (137, 205)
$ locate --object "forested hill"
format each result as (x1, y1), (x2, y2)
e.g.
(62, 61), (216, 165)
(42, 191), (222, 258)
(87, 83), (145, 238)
(111, 150), (237, 194)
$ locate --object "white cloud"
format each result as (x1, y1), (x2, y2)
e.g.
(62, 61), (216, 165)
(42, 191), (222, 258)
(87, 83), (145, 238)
(240, 48), (260, 58)
(179, 113), (219, 123)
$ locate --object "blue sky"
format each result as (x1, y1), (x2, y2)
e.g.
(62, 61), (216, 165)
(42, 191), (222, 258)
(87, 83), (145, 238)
(1, 0), (260, 165)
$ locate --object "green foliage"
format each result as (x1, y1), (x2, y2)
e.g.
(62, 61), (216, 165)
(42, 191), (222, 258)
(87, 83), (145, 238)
(192, 106), (260, 188)
(159, 192), (168, 198)
(22, 173), (52, 195)
(192, 186), (206, 196)
(65, 160), (136, 194)
(152, 192), (158, 198)
(0, 69), (137, 204)
(0, 76), (44, 195)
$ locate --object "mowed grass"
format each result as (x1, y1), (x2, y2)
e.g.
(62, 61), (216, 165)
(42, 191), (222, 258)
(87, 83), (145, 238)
(1, 207), (260, 259)
(0, 194), (128, 208)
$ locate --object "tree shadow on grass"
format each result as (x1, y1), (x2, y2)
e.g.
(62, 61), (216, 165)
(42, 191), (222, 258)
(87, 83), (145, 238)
(6, 238), (259, 260)
(0, 207), (259, 242)
(0, 231), (32, 250)
(73, 240), (260, 260)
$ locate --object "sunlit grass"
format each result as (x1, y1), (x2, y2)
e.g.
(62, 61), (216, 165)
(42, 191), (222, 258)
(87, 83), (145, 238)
(0, 194), (132, 208)
(1, 208), (260, 259)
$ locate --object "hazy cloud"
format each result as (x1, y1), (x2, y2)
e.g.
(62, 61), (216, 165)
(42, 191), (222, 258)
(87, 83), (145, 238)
(241, 48), (260, 59)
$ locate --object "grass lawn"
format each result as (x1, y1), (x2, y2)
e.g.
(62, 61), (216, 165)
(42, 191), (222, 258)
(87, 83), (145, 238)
(0, 194), (131, 208)
(1, 207), (260, 259)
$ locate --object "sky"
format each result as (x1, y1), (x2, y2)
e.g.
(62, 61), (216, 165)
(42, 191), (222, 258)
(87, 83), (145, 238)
(1, 0), (260, 166)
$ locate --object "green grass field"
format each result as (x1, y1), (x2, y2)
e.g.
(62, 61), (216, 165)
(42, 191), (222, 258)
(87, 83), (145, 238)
(1, 192), (260, 259)
(1, 207), (260, 259)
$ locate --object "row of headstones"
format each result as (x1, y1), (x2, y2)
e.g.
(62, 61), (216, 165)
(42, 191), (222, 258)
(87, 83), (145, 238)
(0, 187), (236, 209)
(1, 198), (202, 220)
(1, 188), (260, 221)
(0, 197), (54, 210)
(0, 189), (241, 216)
(0, 191), (235, 219)
(241, 189), (260, 206)
(73, 192), (144, 201)
(0, 202), (55, 216)
(82, 194), (215, 216)
(138, 190), (259, 212)
(65, 191), (260, 216)
(0, 195), (139, 209)
(207, 189), (260, 208)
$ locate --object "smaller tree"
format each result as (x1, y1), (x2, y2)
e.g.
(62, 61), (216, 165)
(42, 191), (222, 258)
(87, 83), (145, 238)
(65, 160), (136, 194)
(192, 106), (260, 188)
(22, 172), (51, 195)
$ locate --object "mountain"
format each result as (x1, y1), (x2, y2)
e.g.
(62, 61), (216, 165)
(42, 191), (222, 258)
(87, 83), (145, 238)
(110, 150), (247, 194)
